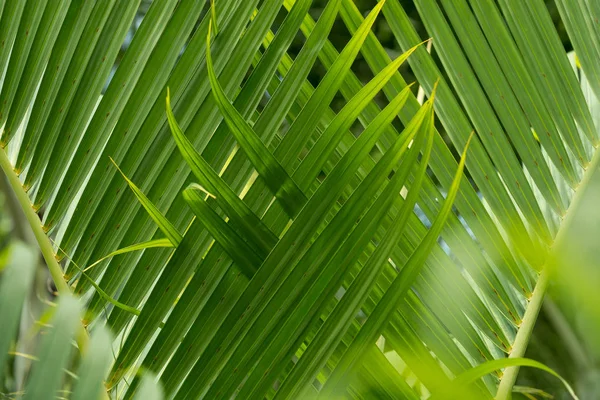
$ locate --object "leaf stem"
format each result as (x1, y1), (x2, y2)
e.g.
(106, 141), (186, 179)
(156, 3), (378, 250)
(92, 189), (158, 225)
(0, 148), (89, 352)
(0, 172), (33, 243)
(495, 269), (549, 399)
(496, 143), (600, 399)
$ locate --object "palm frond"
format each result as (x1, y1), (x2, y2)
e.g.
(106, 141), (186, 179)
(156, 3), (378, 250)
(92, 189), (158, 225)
(0, 0), (598, 399)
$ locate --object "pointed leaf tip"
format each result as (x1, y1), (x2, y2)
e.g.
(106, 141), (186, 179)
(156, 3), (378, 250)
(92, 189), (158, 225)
(110, 157), (182, 246)
(462, 131), (475, 160)
(412, 37), (433, 53)
(372, 0), (387, 18)
(186, 183), (216, 199)
(203, 19), (306, 216)
(210, 0), (218, 35)
(83, 238), (174, 273)
(428, 78), (441, 103)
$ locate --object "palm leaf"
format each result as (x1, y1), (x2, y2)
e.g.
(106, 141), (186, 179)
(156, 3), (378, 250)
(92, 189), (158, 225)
(0, 0), (598, 398)
(0, 243), (37, 381)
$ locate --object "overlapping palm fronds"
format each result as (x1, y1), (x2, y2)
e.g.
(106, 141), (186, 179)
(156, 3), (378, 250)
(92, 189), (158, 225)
(0, 0), (599, 398)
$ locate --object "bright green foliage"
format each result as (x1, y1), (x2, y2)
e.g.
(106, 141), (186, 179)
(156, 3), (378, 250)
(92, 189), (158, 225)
(0, 0), (598, 399)
(0, 243), (37, 382)
(111, 157), (182, 246)
(0, 246), (155, 399)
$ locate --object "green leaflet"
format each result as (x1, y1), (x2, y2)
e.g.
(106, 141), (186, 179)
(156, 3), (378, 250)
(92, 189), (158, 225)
(22, 295), (81, 400)
(133, 372), (164, 400)
(169, 8), (418, 390)
(0, 1), (27, 136)
(410, 0), (553, 246)
(270, 0), (386, 175)
(83, 238), (174, 275)
(184, 77), (427, 399)
(115, 3), (318, 395)
(347, 0), (528, 325)
(235, 87), (422, 400)
(105, 1), (278, 385)
(21, 0), (117, 193)
(274, 95), (435, 400)
(434, 0), (567, 215)
(274, 5), (515, 369)
(14, 0), (98, 173)
(430, 358), (578, 400)
(42, 0), (175, 230)
(157, 263), (244, 396)
(554, 0), (600, 104)
(205, 22), (307, 218)
(498, 0), (593, 165)
(288, 0), (530, 318)
(380, 304), (460, 394)
(112, 157), (182, 246)
(71, 326), (113, 400)
(65, 248), (168, 330)
(0, 243), (36, 382)
(460, 0), (578, 188)
(31, 1), (140, 215)
(385, 135), (474, 292)
(56, 0), (207, 260)
(293, 39), (421, 189)
(64, 0), (246, 299)
(205, 89), (426, 399)
(1, 0), (71, 146)
(519, 0), (598, 148)
(166, 89), (277, 256)
(0, 0), (51, 145)
(183, 184), (262, 277)
(79, 269), (142, 321)
(380, 0), (548, 268)
(77, 0), (280, 324)
(318, 130), (472, 398)
(122, 1), (338, 394)
(56, 244), (144, 321)
(357, 347), (420, 400)
(210, 0), (218, 35)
